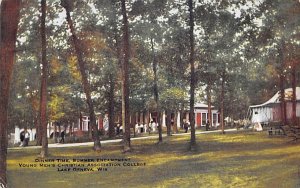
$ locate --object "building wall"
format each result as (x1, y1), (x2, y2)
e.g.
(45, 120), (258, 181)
(251, 107), (273, 123)
(251, 102), (300, 124)
(286, 102), (300, 119)
(194, 109), (219, 127)
(13, 108), (220, 144)
(272, 105), (281, 122)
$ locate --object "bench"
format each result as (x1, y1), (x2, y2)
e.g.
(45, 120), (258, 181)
(268, 128), (284, 136)
(281, 125), (300, 142)
(288, 126), (300, 142)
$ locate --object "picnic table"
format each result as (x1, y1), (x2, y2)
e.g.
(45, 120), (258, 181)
(268, 127), (284, 136)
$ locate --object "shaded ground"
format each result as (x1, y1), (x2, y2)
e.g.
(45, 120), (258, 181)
(7, 131), (300, 188)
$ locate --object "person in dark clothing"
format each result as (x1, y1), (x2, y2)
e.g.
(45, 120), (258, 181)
(60, 131), (65, 143)
(184, 121), (189, 133)
(20, 132), (25, 143)
(24, 129), (30, 147)
(206, 120), (210, 131)
(116, 124), (120, 135)
(20, 132), (25, 146)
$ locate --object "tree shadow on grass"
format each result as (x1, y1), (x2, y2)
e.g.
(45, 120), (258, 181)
(7, 132), (300, 188)
(124, 147), (300, 188)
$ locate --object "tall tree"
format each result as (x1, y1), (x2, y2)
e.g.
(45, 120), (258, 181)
(220, 70), (226, 134)
(188, 0), (196, 150)
(61, 0), (101, 151)
(0, 0), (21, 187)
(151, 37), (162, 142)
(278, 40), (287, 125)
(120, 0), (131, 152)
(130, 0), (170, 143)
(91, 0), (118, 138)
(254, 0), (300, 125)
(108, 72), (116, 138)
(11, 1), (42, 145)
(39, 0), (49, 158)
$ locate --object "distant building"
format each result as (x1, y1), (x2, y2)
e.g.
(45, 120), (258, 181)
(158, 103), (220, 128)
(13, 103), (220, 144)
(194, 103), (220, 127)
(13, 113), (105, 144)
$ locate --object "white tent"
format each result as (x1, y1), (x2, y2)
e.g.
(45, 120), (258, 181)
(248, 87), (300, 124)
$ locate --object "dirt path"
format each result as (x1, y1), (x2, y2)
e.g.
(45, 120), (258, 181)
(9, 128), (238, 149)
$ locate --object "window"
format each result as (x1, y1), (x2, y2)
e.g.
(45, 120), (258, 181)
(202, 113), (207, 126)
(213, 114), (217, 125)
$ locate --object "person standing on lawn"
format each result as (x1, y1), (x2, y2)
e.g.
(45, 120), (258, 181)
(60, 131), (65, 143)
(24, 129), (30, 146)
(184, 120), (189, 133)
(206, 120), (210, 131)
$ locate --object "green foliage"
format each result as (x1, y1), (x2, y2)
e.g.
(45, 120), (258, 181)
(48, 93), (65, 122)
(160, 87), (187, 111)
(9, 0), (300, 128)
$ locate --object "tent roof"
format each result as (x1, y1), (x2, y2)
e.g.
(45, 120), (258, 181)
(249, 87), (300, 108)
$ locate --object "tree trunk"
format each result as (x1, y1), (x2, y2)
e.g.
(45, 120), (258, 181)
(120, 0), (131, 152)
(174, 112), (178, 133)
(132, 113), (136, 137)
(35, 115), (42, 146)
(54, 123), (57, 143)
(69, 123), (73, 137)
(108, 73), (115, 138)
(88, 120), (92, 140)
(79, 111), (83, 130)
(166, 110), (171, 136)
(157, 112), (162, 140)
(180, 104), (184, 129)
(58, 123), (61, 142)
(145, 111), (150, 134)
(34, 57), (42, 146)
(110, 2), (121, 139)
(280, 74), (287, 125)
(292, 60), (297, 126)
(64, 123), (67, 141)
(188, 0), (196, 150)
(279, 40), (287, 125)
(220, 71), (225, 134)
(61, 0), (101, 151)
(151, 37), (162, 143)
(207, 81), (212, 128)
(39, 0), (49, 158)
(0, 0), (21, 186)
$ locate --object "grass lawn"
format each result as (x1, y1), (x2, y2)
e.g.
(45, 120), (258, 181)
(7, 131), (300, 188)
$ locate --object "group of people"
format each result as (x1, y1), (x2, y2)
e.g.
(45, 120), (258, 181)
(183, 120), (211, 132)
(135, 121), (192, 133)
(20, 129), (30, 147)
(20, 129), (66, 147)
(113, 119), (214, 136)
(121, 121), (193, 134)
